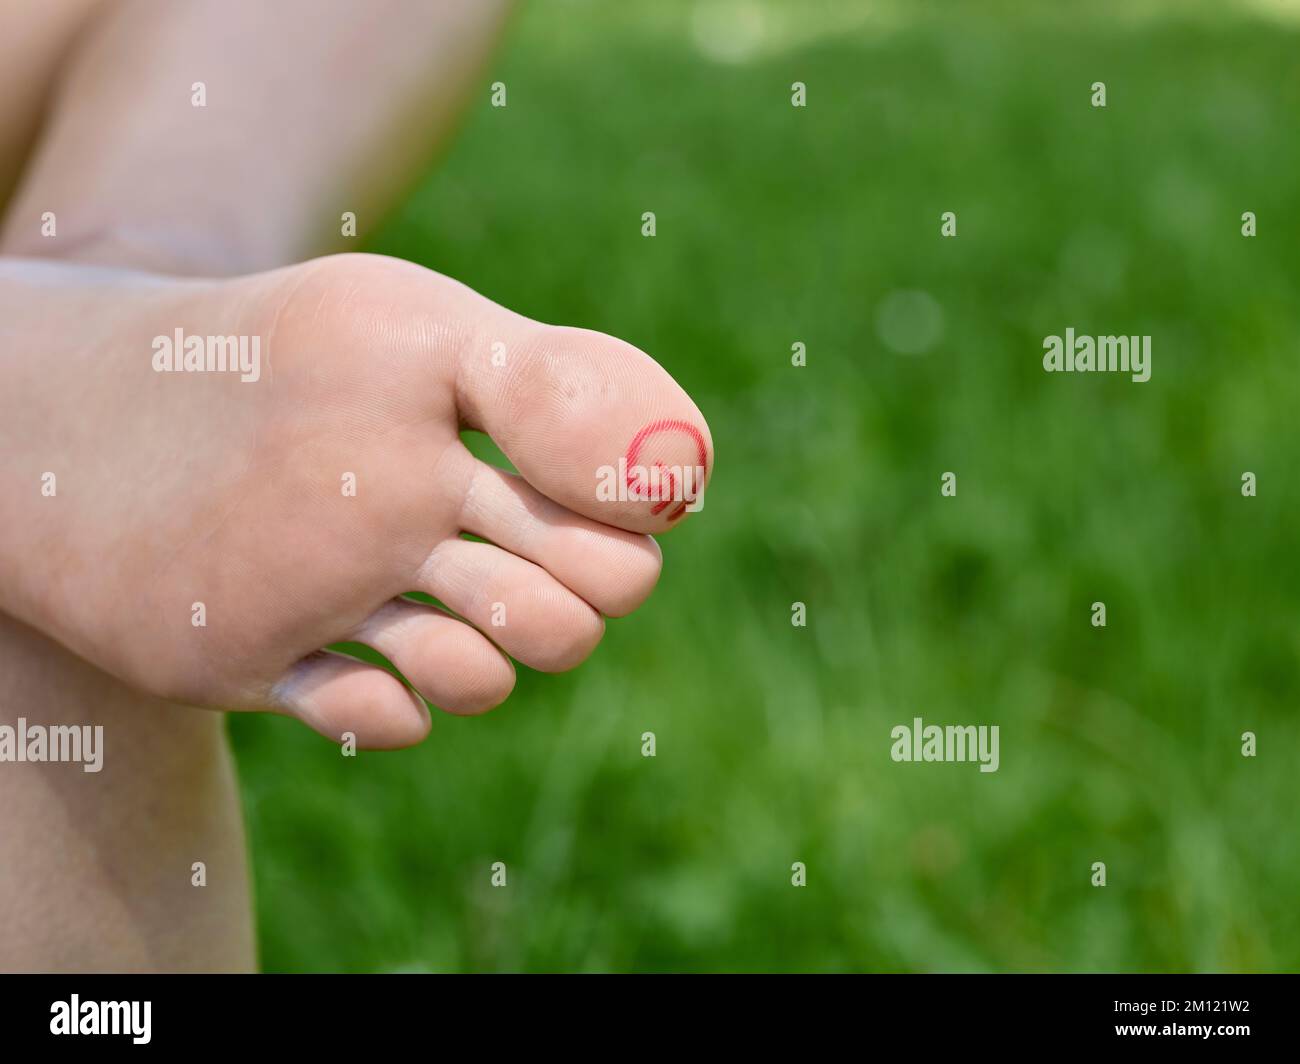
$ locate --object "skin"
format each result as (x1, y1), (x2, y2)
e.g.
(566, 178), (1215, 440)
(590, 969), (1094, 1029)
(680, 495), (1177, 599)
(0, 0), (105, 205)
(0, 0), (712, 971)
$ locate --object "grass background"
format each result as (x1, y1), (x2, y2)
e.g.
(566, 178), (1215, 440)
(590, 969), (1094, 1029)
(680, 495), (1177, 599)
(229, 0), (1300, 972)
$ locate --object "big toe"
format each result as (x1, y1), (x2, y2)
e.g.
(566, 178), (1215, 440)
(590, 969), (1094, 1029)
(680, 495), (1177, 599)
(455, 317), (714, 535)
(295, 254), (715, 534)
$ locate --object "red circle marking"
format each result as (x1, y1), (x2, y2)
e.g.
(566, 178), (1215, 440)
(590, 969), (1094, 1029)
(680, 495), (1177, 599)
(623, 419), (709, 520)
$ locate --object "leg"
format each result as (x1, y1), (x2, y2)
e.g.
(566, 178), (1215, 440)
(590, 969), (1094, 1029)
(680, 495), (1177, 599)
(0, 0), (711, 975)
(0, 0), (513, 274)
(0, 0), (105, 206)
(0, 611), (254, 972)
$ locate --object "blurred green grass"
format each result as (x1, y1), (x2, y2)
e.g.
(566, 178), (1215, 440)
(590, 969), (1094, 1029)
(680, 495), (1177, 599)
(229, 0), (1300, 972)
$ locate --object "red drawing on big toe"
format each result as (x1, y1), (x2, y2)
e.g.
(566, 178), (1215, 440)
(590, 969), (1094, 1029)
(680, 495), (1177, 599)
(623, 418), (709, 520)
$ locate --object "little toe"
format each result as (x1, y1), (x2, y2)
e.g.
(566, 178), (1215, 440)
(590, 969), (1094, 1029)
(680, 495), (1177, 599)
(271, 650), (430, 749)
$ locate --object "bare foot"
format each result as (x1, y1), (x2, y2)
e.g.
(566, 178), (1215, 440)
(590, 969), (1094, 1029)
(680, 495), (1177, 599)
(0, 252), (713, 747)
